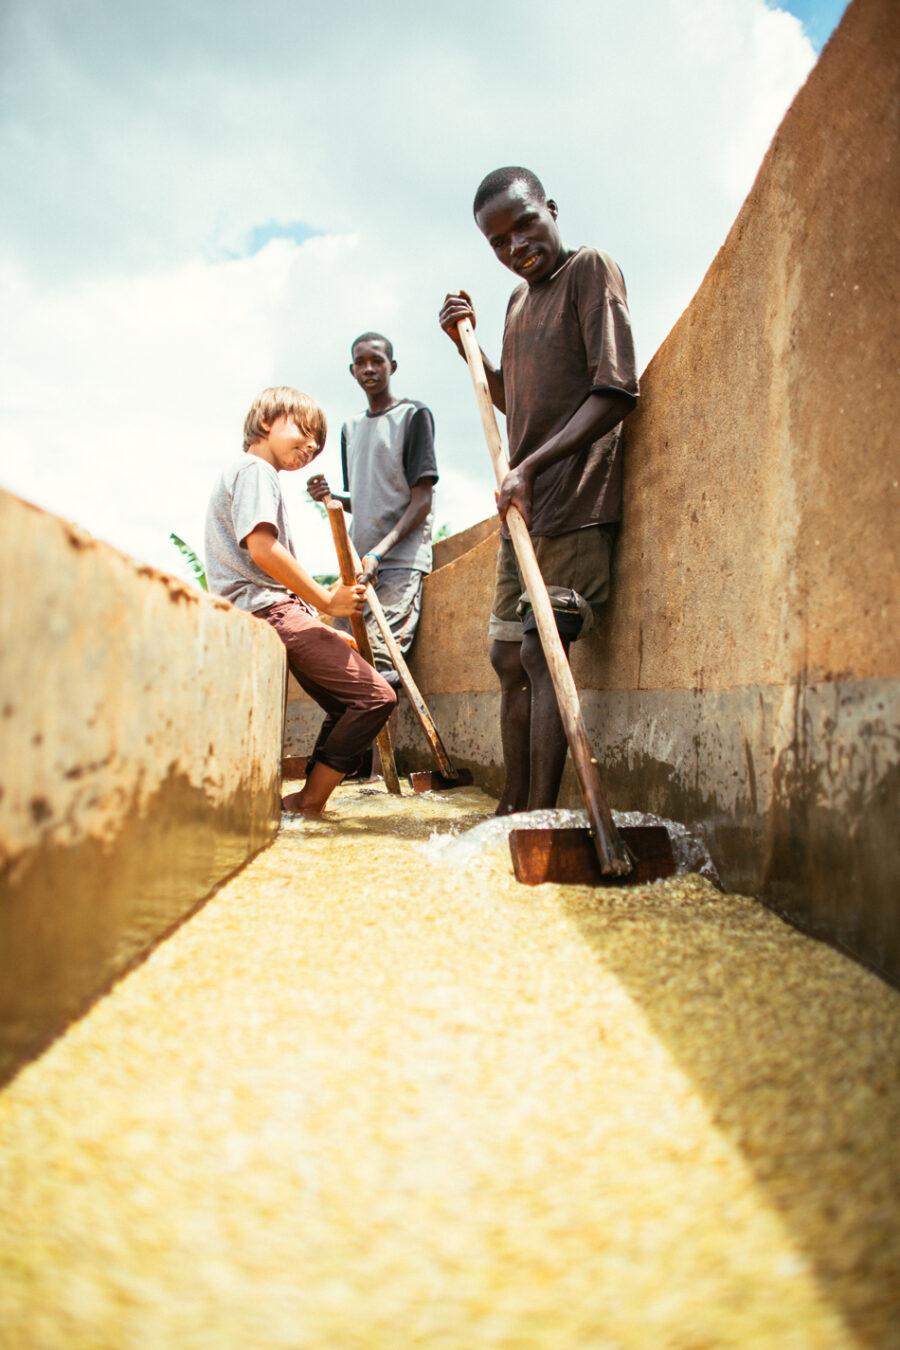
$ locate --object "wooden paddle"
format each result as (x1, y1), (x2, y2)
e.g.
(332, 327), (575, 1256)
(327, 501), (402, 796)
(456, 316), (634, 877)
(319, 490), (473, 792)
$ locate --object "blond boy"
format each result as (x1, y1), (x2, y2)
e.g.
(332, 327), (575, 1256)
(205, 387), (396, 814)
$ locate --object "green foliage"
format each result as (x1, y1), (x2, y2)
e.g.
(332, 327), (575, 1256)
(314, 574), (338, 586)
(169, 533), (208, 590)
(434, 521), (453, 542)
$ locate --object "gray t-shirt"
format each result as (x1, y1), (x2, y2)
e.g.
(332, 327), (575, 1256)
(340, 400), (438, 572)
(204, 454), (307, 613)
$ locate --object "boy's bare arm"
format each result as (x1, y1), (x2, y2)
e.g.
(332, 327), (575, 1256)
(496, 390), (635, 528)
(245, 523), (364, 617)
(357, 479), (435, 584)
(439, 291), (506, 414)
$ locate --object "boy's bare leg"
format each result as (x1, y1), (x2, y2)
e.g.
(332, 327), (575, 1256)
(520, 630), (570, 810)
(282, 762), (345, 816)
(490, 639), (531, 815)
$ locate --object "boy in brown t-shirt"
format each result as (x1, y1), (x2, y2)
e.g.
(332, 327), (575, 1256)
(439, 166), (639, 815)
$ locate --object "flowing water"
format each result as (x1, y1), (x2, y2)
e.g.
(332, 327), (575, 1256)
(1, 782), (898, 1349)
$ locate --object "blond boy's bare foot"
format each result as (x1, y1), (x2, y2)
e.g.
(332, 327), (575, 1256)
(282, 762), (345, 816)
(281, 791), (326, 817)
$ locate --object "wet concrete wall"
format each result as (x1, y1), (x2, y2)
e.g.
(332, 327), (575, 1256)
(0, 490), (286, 1081)
(403, 0), (900, 983)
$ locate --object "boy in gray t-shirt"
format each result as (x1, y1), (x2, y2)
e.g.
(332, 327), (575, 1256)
(204, 386), (396, 815)
(307, 331), (438, 687)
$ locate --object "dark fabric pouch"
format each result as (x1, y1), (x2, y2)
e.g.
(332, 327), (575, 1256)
(521, 607), (584, 640)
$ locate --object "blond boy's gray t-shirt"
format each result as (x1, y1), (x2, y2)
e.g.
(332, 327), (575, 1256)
(204, 455), (306, 613)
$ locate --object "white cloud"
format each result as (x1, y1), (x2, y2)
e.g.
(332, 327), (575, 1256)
(0, 0), (816, 581)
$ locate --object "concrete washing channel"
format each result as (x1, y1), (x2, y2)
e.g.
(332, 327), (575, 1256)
(2, 2), (899, 1344)
(1, 772), (899, 1347)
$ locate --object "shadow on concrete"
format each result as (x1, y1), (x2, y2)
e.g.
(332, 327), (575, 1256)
(560, 880), (900, 1349)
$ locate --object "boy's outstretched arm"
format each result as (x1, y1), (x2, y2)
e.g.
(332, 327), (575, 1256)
(439, 291), (506, 414)
(245, 523), (364, 618)
(356, 478), (435, 584)
(496, 390), (635, 528)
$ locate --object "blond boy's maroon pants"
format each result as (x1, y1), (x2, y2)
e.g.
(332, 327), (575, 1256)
(258, 599), (396, 775)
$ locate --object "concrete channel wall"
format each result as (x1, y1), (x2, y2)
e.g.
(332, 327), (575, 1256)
(404, 0), (899, 983)
(0, 490), (286, 1082)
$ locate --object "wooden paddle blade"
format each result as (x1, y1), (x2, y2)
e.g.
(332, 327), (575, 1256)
(408, 768), (475, 793)
(509, 825), (676, 887)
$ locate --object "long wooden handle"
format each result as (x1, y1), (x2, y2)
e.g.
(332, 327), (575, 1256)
(321, 494), (457, 781)
(456, 317), (630, 875)
(327, 501), (402, 796)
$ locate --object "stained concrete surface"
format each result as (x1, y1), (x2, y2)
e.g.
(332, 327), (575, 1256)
(0, 490), (286, 1081)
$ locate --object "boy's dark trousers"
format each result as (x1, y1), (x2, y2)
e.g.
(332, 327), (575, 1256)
(257, 599), (396, 775)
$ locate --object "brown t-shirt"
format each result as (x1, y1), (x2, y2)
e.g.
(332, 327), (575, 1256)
(500, 246), (638, 536)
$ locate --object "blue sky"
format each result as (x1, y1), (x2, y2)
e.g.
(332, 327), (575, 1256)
(0, 0), (846, 578)
(775, 0), (847, 48)
(231, 222), (323, 262)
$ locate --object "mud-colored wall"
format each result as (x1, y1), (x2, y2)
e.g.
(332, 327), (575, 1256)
(433, 516), (500, 570)
(402, 0), (900, 983)
(0, 490), (286, 1081)
(285, 674), (320, 757)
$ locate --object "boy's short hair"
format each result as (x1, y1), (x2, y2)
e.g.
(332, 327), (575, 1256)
(350, 331), (394, 362)
(242, 386), (327, 453)
(473, 166), (547, 217)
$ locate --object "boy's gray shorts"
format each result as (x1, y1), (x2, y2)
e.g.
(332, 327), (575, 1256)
(337, 566), (424, 688)
(488, 525), (614, 644)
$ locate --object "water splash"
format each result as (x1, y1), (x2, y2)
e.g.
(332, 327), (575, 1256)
(612, 811), (722, 887)
(422, 806), (721, 887)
